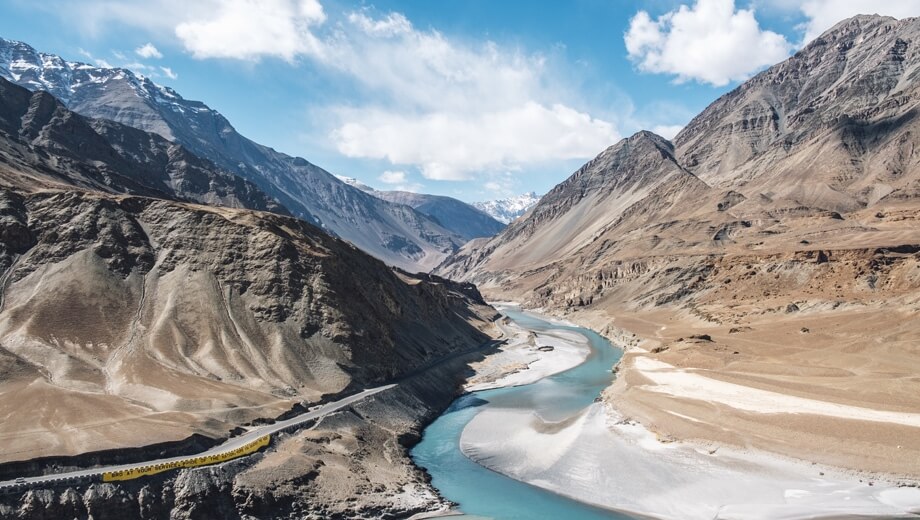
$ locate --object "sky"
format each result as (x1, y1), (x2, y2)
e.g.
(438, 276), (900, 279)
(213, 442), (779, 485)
(1, 0), (919, 202)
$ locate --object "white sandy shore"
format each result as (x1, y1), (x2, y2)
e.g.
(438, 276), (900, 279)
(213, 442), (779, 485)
(460, 403), (920, 519)
(464, 318), (590, 392)
(457, 308), (920, 519)
(633, 356), (920, 428)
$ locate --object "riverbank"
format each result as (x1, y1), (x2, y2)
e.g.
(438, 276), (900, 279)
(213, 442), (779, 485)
(450, 307), (920, 519)
(464, 311), (591, 392)
(461, 401), (920, 519)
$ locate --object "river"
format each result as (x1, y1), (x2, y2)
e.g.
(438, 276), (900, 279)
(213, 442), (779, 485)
(410, 307), (634, 519)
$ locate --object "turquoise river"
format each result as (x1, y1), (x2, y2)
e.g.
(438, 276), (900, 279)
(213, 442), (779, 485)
(410, 307), (635, 519)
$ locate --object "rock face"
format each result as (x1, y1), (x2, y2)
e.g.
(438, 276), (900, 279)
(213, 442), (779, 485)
(0, 37), (464, 272)
(436, 15), (920, 477)
(0, 185), (498, 517)
(0, 76), (282, 213)
(674, 15), (920, 209)
(0, 187), (495, 463)
(369, 190), (505, 241)
(472, 191), (541, 224)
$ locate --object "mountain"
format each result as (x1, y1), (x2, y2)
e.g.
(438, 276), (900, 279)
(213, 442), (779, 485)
(672, 14), (920, 209)
(0, 76), (282, 213)
(370, 190), (505, 241)
(0, 39), (502, 516)
(437, 15), (920, 478)
(472, 192), (541, 224)
(333, 175), (505, 240)
(334, 174), (375, 192)
(0, 37), (463, 272)
(0, 74), (500, 515)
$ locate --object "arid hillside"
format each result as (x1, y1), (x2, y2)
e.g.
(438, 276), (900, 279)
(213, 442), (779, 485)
(437, 14), (920, 477)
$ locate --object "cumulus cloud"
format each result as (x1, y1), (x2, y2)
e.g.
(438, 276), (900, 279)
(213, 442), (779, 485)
(175, 0), (326, 61)
(797, 0), (920, 42)
(135, 42), (163, 59)
(334, 103), (616, 181)
(47, 1), (621, 181)
(77, 48), (114, 68)
(160, 66), (178, 79)
(379, 170), (408, 184)
(652, 124), (684, 140)
(324, 11), (618, 180)
(347, 11), (412, 37)
(625, 0), (793, 86)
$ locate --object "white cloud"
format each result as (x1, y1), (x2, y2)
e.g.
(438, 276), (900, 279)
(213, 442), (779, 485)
(379, 170), (408, 184)
(49, 1), (621, 182)
(77, 48), (115, 68)
(625, 0), (793, 86)
(347, 11), (412, 37)
(324, 11), (618, 180)
(123, 61), (152, 71)
(797, 1), (920, 42)
(175, 0), (326, 61)
(160, 66), (178, 79)
(652, 124), (684, 140)
(135, 42), (163, 59)
(334, 103), (616, 181)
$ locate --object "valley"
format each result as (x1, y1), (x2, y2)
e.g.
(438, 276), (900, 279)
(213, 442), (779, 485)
(0, 7), (919, 520)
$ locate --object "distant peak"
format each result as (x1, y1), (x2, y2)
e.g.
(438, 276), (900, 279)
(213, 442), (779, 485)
(629, 130), (673, 148)
(334, 175), (375, 192)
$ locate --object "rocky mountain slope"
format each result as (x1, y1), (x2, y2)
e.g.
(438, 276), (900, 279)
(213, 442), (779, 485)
(0, 76), (281, 213)
(0, 37), (463, 272)
(334, 175), (505, 240)
(472, 191), (541, 224)
(0, 57), (501, 514)
(368, 190), (504, 241)
(0, 183), (498, 517)
(437, 14), (920, 478)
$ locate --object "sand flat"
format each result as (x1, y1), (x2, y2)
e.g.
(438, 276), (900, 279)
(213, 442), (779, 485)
(460, 404), (920, 520)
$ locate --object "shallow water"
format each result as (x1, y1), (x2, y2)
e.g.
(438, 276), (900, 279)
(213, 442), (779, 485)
(410, 308), (633, 520)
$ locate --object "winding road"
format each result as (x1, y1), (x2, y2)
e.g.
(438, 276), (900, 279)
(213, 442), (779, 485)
(0, 384), (396, 491)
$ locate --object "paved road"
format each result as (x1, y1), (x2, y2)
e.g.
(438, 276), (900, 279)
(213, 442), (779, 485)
(0, 329), (506, 491)
(0, 384), (396, 490)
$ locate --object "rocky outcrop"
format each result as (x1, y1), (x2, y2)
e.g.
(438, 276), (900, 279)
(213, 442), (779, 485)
(0, 182), (499, 518)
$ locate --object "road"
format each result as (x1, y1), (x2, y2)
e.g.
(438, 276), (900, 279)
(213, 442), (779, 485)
(0, 329), (506, 491)
(0, 384), (396, 490)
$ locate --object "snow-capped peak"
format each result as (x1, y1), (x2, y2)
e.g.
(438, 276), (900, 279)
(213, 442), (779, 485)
(473, 192), (541, 224)
(334, 175), (375, 193)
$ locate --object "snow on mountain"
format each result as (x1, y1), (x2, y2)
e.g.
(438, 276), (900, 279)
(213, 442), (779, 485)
(0, 36), (465, 272)
(473, 192), (541, 224)
(334, 175), (375, 192)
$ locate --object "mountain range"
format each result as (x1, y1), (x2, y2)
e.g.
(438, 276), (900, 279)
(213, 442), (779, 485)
(437, 14), (920, 478)
(472, 191), (541, 224)
(0, 33), (502, 519)
(334, 176), (505, 241)
(1, 12), (920, 519)
(0, 37), (467, 272)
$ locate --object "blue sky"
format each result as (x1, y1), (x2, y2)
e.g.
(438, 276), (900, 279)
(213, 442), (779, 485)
(2, 0), (919, 202)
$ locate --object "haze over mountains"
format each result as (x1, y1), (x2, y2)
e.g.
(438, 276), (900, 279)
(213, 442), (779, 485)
(0, 37), (470, 272)
(438, 14), (920, 476)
